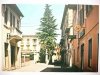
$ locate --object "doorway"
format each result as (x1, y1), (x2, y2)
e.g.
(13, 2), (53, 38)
(11, 45), (15, 67)
(4, 43), (8, 69)
(81, 44), (84, 70)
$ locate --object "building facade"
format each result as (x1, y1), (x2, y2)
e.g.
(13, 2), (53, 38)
(20, 35), (41, 64)
(72, 5), (99, 72)
(0, 4), (23, 71)
(61, 5), (99, 72)
(60, 5), (77, 67)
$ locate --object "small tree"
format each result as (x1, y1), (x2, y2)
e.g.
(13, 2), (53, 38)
(39, 48), (46, 63)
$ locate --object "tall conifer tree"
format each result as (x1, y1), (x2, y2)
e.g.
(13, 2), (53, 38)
(37, 4), (58, 62)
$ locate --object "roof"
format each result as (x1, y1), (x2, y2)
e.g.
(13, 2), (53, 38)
(22, 35), (38, 37)
(7, 4), (24, 17)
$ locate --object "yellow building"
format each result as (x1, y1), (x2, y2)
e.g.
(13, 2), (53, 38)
(20, 35), (41, 64)
(0, 4), (23, 71)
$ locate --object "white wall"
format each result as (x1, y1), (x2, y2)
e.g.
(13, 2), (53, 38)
(0, 5), (22, 70)
(0, 4), (2, 71)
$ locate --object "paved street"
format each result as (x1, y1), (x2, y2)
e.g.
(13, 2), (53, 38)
(9, 60), (60, 72)
(6, 60), (83, 72)
(41, 66), (83, 72)
(11, 61), (48, 72)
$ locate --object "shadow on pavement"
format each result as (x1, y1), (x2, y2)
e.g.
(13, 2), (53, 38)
(40, 66), (83, 72)
(41, 61), (83, 72)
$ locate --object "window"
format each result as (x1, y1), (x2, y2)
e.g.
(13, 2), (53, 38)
(68, 43), (70, 49)
(21, 45), (24, 50)
(27, 39), (30, 45)
(10, 13), (16, 28)
(33, 39), (37, 45)
(86, 5), (93, 16)
(27, 39), (29, 41)
(88, 38), (92, 67)
(80, 5), (84, 25)
(33, 45), (36, 50)
(27, 45), (30, 50)
(17, 19), (19, 29)
(27, 39), (29, 42)
(33, 39), (37, 42)
(4, 7), (8, 24)
(13, 15), (15, 27)
(10, 12), (12, 27)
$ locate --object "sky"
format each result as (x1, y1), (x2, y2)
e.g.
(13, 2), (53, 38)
(17, 4), (65, 43)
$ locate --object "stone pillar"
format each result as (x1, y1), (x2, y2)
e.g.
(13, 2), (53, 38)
(45, 49), (49, 64)
(69, 54), (72, 67)
(69, 49), (72, 67)
(18, 47), (21, 68)
(15, 43), (18, 69)
(8, 43), (11, 70)
(24, 55), (25, 65)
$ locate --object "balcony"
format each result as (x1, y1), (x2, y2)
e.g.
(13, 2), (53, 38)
(65, 28), (70, 33)
(68, 35), (76, 40)
(10, 27), (22, 42)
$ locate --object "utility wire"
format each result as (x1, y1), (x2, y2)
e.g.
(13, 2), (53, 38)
(21, 26), (38, 27)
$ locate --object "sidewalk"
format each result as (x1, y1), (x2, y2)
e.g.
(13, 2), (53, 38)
(11, 60), (61, 72)
(11, 61), (48, 72)
(5, 60), (83, 72)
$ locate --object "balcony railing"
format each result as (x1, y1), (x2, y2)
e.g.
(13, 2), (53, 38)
(10, 27), (22, 38)
(9, 27), (22, 41)
(68, 35), (76, 39)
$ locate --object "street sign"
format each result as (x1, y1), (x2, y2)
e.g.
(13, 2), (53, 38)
(74, 25), (81, 32)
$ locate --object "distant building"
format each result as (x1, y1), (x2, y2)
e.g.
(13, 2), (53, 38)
(0, 4), (23, 71)
(20, 35), (41, 64)
(61, 5), (99, 72)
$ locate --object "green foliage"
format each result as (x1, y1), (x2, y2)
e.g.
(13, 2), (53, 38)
(37, 4), (58, 51)
(59, 38), (65, 48)
(30, 54), (34, 60)
(39, 48), (46, 63)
